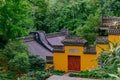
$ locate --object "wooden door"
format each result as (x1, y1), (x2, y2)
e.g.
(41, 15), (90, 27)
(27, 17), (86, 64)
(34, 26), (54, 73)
(68, 56), (80, 71)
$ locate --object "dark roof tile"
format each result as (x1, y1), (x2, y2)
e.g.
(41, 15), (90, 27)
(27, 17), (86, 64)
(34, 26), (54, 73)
(47, 36), (65, 46)
(62, 35), (87, 46)
(96, 36), (108, 44)
(101, 17), (120, 30)
(25, 41), (52, 60)
(84, 47), (96, 54)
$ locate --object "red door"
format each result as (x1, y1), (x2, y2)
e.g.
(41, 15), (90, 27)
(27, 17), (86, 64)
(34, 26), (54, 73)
(68, 56), (80, 71)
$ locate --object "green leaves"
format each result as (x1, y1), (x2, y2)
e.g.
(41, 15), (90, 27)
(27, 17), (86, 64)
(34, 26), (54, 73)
(9, 53), (30, 74)
(29, 55), (45, 71)
(0, 0), (34, 44)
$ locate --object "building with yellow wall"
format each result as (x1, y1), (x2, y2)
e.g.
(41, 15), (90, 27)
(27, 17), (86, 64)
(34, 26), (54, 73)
(53, 17), (120, 72)
(23, 17), (120, 72)
(53, 36), (98, 72)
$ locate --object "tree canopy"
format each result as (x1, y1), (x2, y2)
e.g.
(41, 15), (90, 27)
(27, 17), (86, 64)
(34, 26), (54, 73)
(0, 0), (120, 46)
(0, 0), (34, 48)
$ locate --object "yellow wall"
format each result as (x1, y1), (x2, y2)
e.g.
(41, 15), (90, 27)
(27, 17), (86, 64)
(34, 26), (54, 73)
(54, 46), (98, 72)
(108, 35), (120, 44)
(81, 54), (98, 71)
(53, 31), (120, 72)
(54, 34), (120, 72)
(53, 52), (68, 72)
(96, 44), (109, 54)
(96, 35), (120, 54)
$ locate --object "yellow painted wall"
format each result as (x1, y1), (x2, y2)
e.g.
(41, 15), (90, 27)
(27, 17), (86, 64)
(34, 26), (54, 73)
(54, 46), (98, 72)
(108, 35), (120, 44)
(96, 44), (109, 54)
(81, 54), (98, 71)
(53, 31), (120, 72)
(53, 52), (68, 72)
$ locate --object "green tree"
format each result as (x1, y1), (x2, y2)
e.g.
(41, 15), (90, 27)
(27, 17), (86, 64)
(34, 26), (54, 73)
(102, 0), (120, 17)
(45, 0), (101, 45)
(0, 0), (34, 48)
(9, 53), (30, 78)
(28, 0), (48, 30)
(76, 13), (101, 45)
(0, 41), (30, 79)
(2, 41), (29, 62)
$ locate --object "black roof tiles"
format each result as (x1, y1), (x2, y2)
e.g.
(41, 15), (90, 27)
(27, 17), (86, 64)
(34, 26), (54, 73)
(23, 29), (68, 60)
(101, 17), (120, 30)
(96, 36), (108, 44)
(62, 35), (87, 46)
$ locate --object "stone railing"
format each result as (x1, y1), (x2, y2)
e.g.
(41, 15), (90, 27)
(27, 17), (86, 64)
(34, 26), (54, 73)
(108, 29), (120, 35)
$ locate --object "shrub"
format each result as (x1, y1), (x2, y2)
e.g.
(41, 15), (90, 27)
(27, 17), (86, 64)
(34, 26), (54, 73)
(0, 41), (30, 79)
(69, 70), (109, 79)
(69, 73), (80, 77)
(50, 70), (65, 76)
(27, 71), (51, 80)
(29, 55), (45, 71)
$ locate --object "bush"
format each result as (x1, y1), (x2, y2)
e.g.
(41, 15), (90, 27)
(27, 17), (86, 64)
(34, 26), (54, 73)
(27, 71), (51, 80)
(69, 70), (109, 79)
(29, 55), (45, 71)
(50, 70), (65, 76)
(69, 73), (80, 77)
(0, 41), (30, 79)
(0, 70), (17, 80)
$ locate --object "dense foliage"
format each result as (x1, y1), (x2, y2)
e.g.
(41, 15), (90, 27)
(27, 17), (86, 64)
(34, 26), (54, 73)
(0, 41), (46, 79)
(30, 0), (120, 45)
(29, 55), (45, 71)
(0, 0), (34, 48)
(21, 71), (50, 80)
(50, 70), (65, 76)
(1, 0), (120, 47)
(42, 0), (101, 45)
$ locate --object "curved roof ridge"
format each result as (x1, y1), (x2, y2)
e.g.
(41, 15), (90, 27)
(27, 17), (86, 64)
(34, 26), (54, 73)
(30, 31), (53, 52)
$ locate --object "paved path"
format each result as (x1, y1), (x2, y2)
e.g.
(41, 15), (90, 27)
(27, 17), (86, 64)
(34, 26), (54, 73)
(47, 73), (98, 80)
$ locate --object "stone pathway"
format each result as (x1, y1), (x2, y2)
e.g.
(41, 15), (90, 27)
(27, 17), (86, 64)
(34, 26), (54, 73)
(47, 73), (98, 80)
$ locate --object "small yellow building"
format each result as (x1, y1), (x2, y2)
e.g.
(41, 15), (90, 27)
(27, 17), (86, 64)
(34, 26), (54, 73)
(53, 36), (98, 72)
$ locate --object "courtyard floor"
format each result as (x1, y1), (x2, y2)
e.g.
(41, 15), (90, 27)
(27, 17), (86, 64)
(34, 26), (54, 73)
(47, 73), (98, 80)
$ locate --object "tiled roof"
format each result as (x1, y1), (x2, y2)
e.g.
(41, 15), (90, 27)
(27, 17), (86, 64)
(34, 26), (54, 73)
(101, 17), (120, 30)
(22, 29), (68, 60)
(96, 36), (108, 44)
(84, 47), (96, 54)
(47, 36), (65, 46)
(62, 35), (87, 46)
(25, 41), (52, 60)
